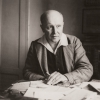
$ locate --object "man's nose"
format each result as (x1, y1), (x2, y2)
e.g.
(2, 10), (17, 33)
(52, 26), (57, 34)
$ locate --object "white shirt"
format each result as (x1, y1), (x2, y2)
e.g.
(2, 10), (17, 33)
(38, 33), (68, 54)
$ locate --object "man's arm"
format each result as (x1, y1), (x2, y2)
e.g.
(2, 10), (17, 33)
(23, 41), (45, 81)
(44, 37), (93, 85)
(64, 38), (93, 84)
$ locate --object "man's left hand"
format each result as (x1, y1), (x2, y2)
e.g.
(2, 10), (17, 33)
(46, 71), (68, 85)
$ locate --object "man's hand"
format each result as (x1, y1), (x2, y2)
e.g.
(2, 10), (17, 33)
(29, 74), (45, 81)
(46, 71), (68, 85)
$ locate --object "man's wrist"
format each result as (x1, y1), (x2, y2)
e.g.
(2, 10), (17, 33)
(63, 74), (69, 81)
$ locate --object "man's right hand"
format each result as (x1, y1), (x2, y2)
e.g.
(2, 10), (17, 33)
(29, 74), (45, 81)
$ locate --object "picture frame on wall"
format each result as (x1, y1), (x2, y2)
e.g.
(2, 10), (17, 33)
(82, 9), (100, 35)
(85, 0), (100, 6)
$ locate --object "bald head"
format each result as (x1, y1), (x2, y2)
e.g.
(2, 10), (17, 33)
(40, 10), (64, 25)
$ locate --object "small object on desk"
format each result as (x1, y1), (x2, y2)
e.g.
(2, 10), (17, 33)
(43, 72), (50, 84)
(89, 81), (100, 93)
(88, 84), (100, 94)
(55, 80), (70, 87)
(69, 83), (81, 88)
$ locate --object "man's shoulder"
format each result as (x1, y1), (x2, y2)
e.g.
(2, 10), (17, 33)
(30, 38), (41, 47)
(65, 34), (80, 44)
(31, 38), (41, 43)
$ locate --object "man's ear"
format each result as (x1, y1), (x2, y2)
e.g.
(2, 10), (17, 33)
(63, 21), (64, 26)
(40, 24), (44, 33)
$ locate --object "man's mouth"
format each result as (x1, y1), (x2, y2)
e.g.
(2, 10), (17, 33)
(52, 36), (59, 38)
(52, 36), (59, 39)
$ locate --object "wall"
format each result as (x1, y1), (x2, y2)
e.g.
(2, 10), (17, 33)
(0, 0), (28, 91)
(28, 0), (48, 47)
(28, 0), (84, 47)
(47, 0), (84, 39)
(0, 0), (2, 67)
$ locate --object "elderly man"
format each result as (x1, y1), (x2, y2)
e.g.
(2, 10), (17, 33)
(23, 10), (93, 85)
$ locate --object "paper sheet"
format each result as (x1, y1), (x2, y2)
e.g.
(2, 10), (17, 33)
(61, 88), (97, 100)
(30, 80), (49, 88)
(10, 82), (30, 91)
(24, 80), (99, 100)
(24, 87), (64, 99)
(24, 85), (76, 99)
(24, 86), (97, 100)
(79, 81), (100, 92)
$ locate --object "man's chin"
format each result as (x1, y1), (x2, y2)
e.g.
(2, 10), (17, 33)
(51, 39), (59, 43)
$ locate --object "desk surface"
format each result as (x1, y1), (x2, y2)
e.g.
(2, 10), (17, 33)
(1, 80), (100, 100)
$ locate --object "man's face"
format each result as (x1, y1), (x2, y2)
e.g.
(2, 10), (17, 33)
(41, 12), (64, 44)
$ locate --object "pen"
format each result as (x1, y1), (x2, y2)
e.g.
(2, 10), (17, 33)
(46, 72), (50, 77)
(45, 72), (50, 81)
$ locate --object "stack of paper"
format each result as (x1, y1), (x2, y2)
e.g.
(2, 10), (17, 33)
(61, 88), (97, 100)
(24, 87), (64, 99)
(24, 80), (99, 100)
(10, 81), (30, 92)
(10, 80), (100, 99)
(24, 86), (76, 99)
(24, 86), (97, 100)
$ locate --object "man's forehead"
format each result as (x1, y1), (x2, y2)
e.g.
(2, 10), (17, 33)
(46, 10), (63, 20)
(41, 10), (64, 24)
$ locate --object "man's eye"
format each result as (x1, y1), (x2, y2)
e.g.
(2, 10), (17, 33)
(46, 26), (52, 29)
(57, 25), (61, 28)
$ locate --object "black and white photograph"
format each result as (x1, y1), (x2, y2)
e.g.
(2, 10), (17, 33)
(0, 0), (100, 100)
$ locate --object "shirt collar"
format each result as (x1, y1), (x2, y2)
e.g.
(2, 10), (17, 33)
(59, 33), (68, 46)
(38, 33), (68, 54)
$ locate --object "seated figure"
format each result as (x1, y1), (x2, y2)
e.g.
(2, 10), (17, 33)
(23, 10), (93, 85)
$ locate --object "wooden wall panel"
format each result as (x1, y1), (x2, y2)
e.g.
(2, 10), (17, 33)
(1, 0), (19, 68)
(0, 0), (28, 91)
(0, 0), (2, 91)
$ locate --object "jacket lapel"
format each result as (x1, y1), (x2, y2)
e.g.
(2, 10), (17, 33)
(35, 44), (49, 76)
(63, 44), (75, 72)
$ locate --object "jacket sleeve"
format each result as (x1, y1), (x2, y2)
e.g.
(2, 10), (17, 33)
(64, 38), (93, 84)
(23, 41), (44, 81)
